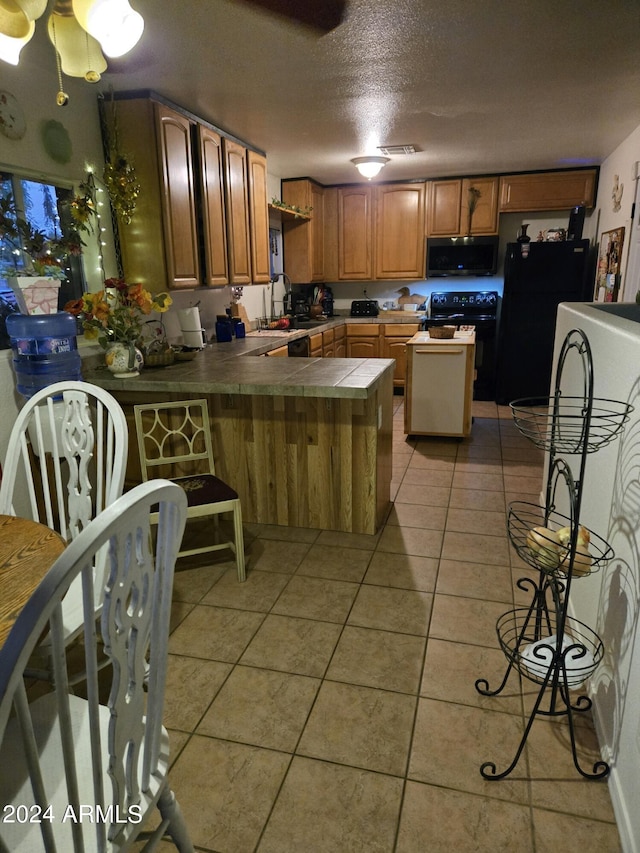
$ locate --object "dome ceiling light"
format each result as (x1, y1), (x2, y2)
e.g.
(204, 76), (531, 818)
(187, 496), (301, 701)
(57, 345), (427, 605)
(351, 156), (391, 180)
(0, 0), (144, 104)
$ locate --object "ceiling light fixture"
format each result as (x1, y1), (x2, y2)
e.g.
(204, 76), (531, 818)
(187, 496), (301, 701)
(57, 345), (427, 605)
(0, 0), (144, 103)
(351, 156), (390, 180)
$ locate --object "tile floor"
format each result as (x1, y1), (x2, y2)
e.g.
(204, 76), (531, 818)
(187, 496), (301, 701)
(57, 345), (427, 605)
(160, 398), (622, 853)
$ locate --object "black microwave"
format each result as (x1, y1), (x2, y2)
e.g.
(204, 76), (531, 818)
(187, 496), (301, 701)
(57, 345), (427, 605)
(427, 236), (499, 276)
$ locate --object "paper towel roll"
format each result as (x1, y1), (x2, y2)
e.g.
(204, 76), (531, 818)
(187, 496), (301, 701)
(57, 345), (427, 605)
(183, 329), (206, 348)
(178, 307), (202, 331)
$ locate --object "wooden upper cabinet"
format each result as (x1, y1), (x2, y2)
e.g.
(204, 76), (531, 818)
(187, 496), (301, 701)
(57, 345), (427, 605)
(374, 183), (426, 279)
(197, 125), (228, 286)
(156, 106), (201, 289)
(427, 177), (499, 237)
(282, 179), (325, 283)
(461, 177), (499, 235)
(338, 186), (372, 280)
(223, 138), (252, 285)
(499, 169), (597, 212)
(247, 150), (271, 284)
(427, 180), (462, 236)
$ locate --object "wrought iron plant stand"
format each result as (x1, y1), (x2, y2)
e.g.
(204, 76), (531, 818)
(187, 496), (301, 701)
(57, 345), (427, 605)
(476, 329), (632, 780)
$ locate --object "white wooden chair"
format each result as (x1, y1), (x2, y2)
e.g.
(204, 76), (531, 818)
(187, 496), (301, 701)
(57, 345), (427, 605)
(133, 399), (246, 581)
(0, 479), (192, 853)
(0, 380), (128, 679)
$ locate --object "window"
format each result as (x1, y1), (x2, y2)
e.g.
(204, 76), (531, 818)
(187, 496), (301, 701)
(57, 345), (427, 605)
(0, 173), (87, 348)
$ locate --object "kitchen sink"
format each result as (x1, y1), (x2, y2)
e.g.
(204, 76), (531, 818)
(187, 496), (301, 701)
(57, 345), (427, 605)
(292, 318), (330, 327)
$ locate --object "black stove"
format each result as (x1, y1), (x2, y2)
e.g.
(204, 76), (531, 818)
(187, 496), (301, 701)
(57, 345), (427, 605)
(425, 290), (499, 400)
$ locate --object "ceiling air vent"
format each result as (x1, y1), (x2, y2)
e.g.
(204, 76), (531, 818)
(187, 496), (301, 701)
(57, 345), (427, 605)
(378, 145), (417, 156)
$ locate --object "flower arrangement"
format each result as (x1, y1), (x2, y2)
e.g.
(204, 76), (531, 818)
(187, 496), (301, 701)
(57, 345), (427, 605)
(65, 278), (172, 349)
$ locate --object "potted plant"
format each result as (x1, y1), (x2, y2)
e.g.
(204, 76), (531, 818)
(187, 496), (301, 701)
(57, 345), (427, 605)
(65, 279), (172, 377)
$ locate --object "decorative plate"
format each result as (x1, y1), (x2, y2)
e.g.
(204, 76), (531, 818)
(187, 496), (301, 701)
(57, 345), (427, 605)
(41, 119), (72, 163)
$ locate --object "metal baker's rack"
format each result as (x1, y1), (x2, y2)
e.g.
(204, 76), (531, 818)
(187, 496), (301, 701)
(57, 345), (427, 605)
(476, 328), (632, 780)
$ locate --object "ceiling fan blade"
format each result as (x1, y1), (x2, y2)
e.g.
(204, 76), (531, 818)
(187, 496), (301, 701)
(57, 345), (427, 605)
(237, 0), (346, 33)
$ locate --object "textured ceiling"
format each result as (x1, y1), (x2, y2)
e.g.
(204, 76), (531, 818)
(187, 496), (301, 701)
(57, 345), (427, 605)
(33, 0), (640, 184)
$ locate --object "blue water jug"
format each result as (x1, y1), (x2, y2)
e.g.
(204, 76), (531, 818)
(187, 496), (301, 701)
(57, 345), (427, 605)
(6, 312), (83, 399)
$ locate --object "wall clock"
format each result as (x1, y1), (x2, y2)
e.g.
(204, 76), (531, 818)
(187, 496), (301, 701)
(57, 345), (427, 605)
(0, 91), (26, 141)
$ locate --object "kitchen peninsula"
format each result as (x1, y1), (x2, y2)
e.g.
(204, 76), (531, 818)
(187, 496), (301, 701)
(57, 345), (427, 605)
(83, 334), (394, 535)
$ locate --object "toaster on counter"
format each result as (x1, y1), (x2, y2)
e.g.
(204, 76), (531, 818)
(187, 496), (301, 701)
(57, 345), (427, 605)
(350, 299), (379, 317)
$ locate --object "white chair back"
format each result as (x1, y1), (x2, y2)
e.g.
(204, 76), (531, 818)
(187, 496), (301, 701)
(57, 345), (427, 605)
(0, 480), (192, 853)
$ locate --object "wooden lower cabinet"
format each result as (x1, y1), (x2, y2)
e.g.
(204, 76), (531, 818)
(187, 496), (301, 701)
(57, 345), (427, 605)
(334, 325), (346, 358)
(346, 324), (379, 358)
(381, 323), (421, 387)
(265, 345), (288, 356)
(309, 332), (323, 357)
(113, 386), (393, 535)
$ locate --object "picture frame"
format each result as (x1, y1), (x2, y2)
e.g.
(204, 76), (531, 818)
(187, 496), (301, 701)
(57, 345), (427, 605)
(594, 227), (625, 302)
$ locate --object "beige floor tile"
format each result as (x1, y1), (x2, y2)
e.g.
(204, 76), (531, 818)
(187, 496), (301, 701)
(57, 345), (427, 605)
(454, 459), (505, 476)
(429, 594), (507, 648)
(452, 470), (505, 491)
(449, 487), (506, 512)
(169, 599), (195, 634)
(295, 543), (372, 582)
(197, 664), (320, 751)
(408, 698), (530, 804)
(441, 530), (511, 564)
(201, 566), (290, 610)
(405, 453), (456, 472)
(364, 551), (439, 592)
(297, 680), (416, 776)
(348, 584), (433, 636)
(169, 735), (290, 852)
(436, 557), (514, 603)
(247, 538), (312, 573)
(239, 613), (342, 677)
(532, 807), (621, 852)
(401, 466), (454, 487)
(169, 604), (264, 662)
(166, 729), (190, 769)
(271, 575), (359, 623)
(396, 781), (533, 853)
(327, 625), (426, 693)
(171, 563), (228, 603)
(456, 443), (503, 461)
(526, 718), (616, 822)
(394, 481), (452, 506)
(377, 525), (444, 557)
(421, 638), (523, 715)
(412, 438), (459, 457)
(504, 474), (544, 495)
(385, 501), (448, 530)
(445, 507), (508, 537)
(164, 654), (232, 731)
(258, 756), (403, 853)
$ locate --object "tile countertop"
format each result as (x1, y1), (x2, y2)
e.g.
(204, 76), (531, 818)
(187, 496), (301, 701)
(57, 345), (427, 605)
(81, 337), (395, 400)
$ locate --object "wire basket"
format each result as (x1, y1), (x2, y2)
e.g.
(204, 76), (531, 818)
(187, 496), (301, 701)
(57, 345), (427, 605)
(496, 608), (603, 688)
(508, 500), (613, 577)
(428, 325), (456, 339)
(510, 396), (633, 454)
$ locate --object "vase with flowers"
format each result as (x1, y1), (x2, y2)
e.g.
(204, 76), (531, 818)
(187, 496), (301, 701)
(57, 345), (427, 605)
(65, 279), (172, 378)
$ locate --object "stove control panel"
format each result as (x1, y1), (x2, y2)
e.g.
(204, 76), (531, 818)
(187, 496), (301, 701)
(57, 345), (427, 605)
(431, 290), (498, 310)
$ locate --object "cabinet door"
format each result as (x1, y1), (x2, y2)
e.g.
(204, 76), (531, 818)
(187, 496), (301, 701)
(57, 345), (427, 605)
(374, 183), (426, 279)
(461, 177), (499, 235)
(338, 186), (372, 280)
(282, 179), (324, 283)
(247, 150), (271, 283)
(347, 338), (378, 358)
(334, 325), (346, 358)
(223, 138), (252, 284)
(309, 333), (323, 357)
(427, 180), (462, 236)
(156, 104), (201, 289)
(381, 324), (420, 387)
(198, 126), (229, 286)
(499, 169), (597, 212)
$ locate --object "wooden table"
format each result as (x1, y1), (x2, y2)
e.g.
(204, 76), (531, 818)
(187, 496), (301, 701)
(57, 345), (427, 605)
(0, 515), (66, 650)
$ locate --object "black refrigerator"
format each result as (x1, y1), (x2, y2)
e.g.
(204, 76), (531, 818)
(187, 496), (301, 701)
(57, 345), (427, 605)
(494, 239), (592, 405)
